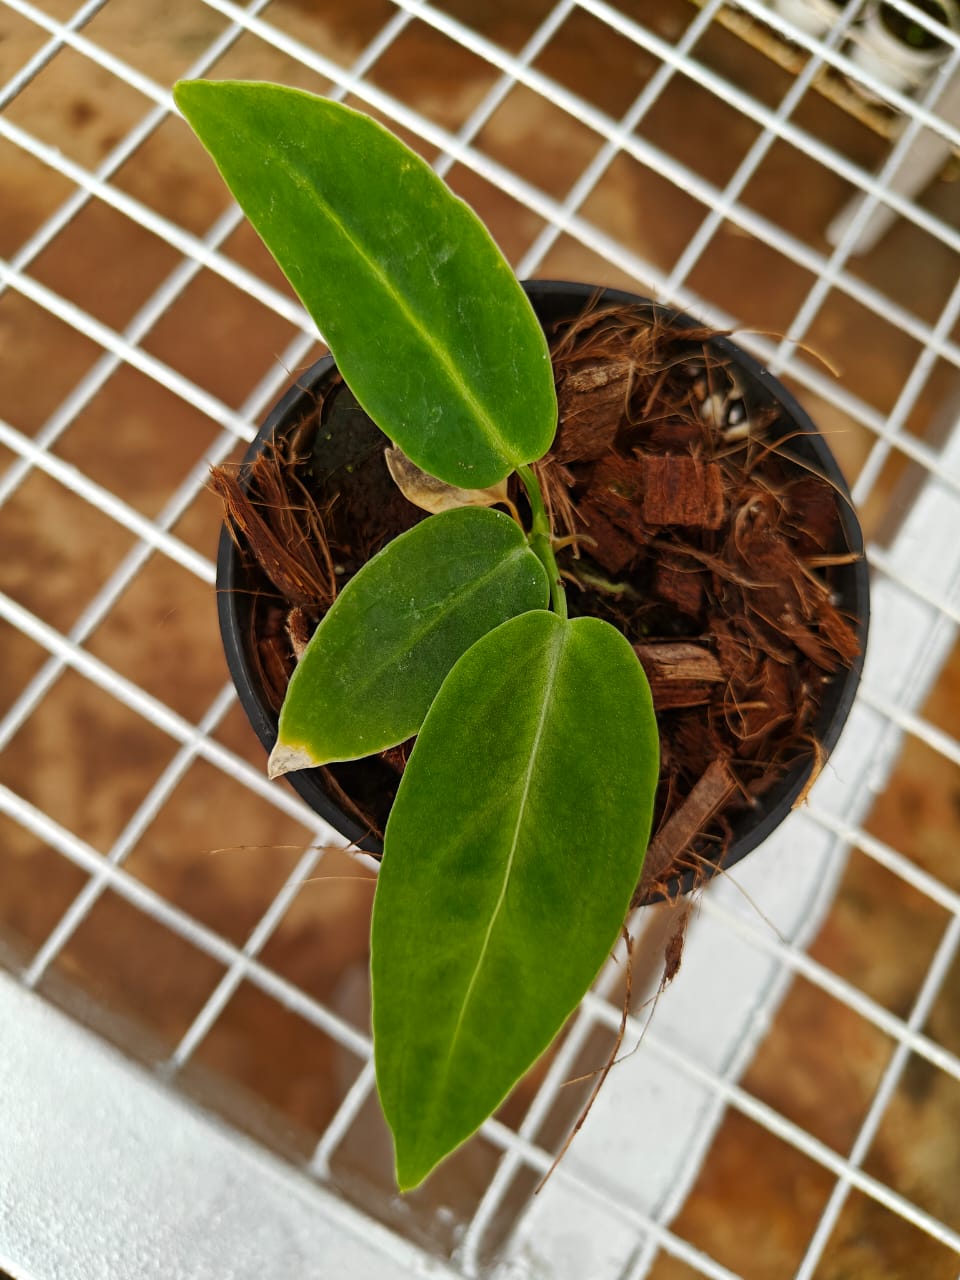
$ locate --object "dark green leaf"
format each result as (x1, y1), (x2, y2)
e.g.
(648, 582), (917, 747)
(371, 610), (659, 1189)
(269, 507), (548, 774)
(174, 79), (557, 488)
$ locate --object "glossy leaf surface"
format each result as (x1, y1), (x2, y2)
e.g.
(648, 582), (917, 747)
(371, 610), (660, 1189)
(270, 507), (548, 773)
(174, 79), (557, 488)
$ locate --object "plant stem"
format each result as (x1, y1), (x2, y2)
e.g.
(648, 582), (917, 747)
(517, 464), (567, 620)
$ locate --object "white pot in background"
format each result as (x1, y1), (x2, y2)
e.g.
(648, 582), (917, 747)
(848, 0), (959, 92)
(772, 0), (848, 37)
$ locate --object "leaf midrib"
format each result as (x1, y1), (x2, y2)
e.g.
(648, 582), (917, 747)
(288, 543), (541, 758)
(338, 545), (538, 707)
(280, 146), (514, 465)
(441, 623), (565, 1079)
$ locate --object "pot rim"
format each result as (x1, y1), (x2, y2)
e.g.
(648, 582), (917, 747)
(217, 280), (870, 904)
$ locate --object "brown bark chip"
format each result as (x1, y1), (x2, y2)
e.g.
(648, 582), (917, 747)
(589, 454), (649, 536)
(640, 455), (725, 529)
(635, 757), (739, 902)
(575, 500), (638, 574)
(653, 558), (705, 619)
(635, 643), (724, 711)
(555, 356), (632, 461)
(786, 475), (843, 554)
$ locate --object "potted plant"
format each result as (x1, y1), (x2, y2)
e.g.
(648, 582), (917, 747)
(849, 0), (959, 92)
(175, 80), (868, 1192)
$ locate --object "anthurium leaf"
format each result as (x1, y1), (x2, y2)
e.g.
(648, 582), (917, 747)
(173, 79), (557, 488)
(269, 506), (548, 774)
(371, 610), (659, 1190)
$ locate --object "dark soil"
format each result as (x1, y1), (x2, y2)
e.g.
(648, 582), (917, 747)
(213, 304), (862, 902)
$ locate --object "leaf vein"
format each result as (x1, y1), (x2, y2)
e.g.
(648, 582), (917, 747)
(332, 544), (537, 709)
(443, 624), (565, 1071)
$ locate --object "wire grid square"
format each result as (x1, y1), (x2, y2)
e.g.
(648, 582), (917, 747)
(180, 972), (370, 1158)
(653, 1106), (842, 1276)
(1, 136), (75, 249)
(808, 844), (954, 1016)
(0, 810), (89, 967)
(4, 40), (152, 165)
(861, 1052), (960, 1231)
(811, 1186), (960, 1278)
(473, 83), (606, 201)
(7, 647), (179, 796)
(739, 972), (899, 1152)
(533, 4), (663, 116)
(1, 0), (960, 1275)
(36, 881), (229, 1059)
(0, 292), (104, 429)
(76, 0), (233, 84)
(27, 201), (183, 329)
(0, 467), (139, 627)
(117, 761), (314, 940)
(48, 365), (225, 519)
(362, 17), (505, 127)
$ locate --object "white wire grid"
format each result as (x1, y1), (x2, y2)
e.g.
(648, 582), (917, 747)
(1, 0), (959, 1276)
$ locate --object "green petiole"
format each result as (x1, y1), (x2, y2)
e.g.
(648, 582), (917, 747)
(517, 464), (567, 621)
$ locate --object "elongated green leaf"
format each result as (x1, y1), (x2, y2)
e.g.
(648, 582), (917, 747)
(174, 79), (557, 488)
(371, 610), (660, 1190)
(269, 507), (548, 774)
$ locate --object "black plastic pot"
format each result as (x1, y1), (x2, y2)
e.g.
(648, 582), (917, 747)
(218, 281), (870, 901)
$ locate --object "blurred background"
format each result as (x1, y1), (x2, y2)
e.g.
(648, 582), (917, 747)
(1, 1), (959, 1277)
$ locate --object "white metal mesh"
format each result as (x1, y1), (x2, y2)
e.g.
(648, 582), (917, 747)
(1, 1), (959, 1277)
